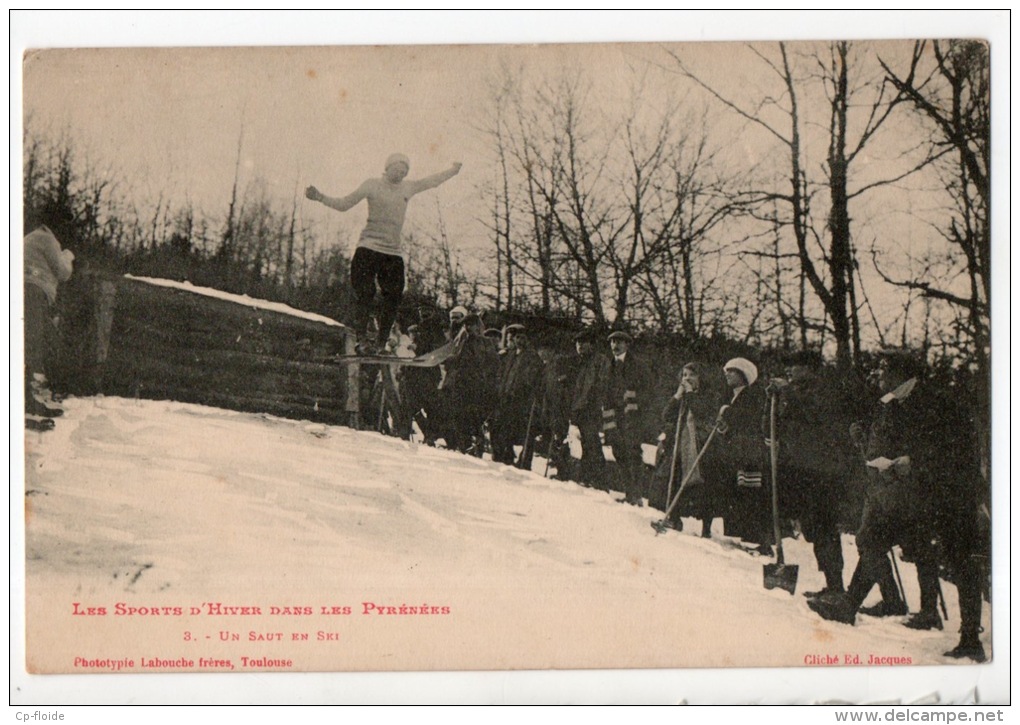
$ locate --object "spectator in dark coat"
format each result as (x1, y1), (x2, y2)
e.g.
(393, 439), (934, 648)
(536, 343), (575, 479)
(810, 349), (988, 661)
(490, 325), (544, 467)
(602, 331), (653, 506)
(403, 307), (446, 443)
(439, 314), (500, 455)
(651, 361), (727, 534)
(717, 357), (771, 553)
(569, 329), (610, 489)
(769, 350), (855, 597)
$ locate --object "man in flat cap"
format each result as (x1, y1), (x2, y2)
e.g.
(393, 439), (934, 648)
(306, 155), (462, 355)
(490, 324), (545, 467)
(602, 331), (652, 505)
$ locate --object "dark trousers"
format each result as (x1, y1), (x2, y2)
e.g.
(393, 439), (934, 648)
(847, 548), (904, 610)
(611, 436), (645, 504)
(802, 509), (846, 591)
(954, 555), (985, 641)
(25, 284), (55, 405)
(490, 406), (530, 466)
(576, 420), (607, 489)
(813, 530), (846, 591)
(350, 247), (405, 344)
(25, 284), (52, 379)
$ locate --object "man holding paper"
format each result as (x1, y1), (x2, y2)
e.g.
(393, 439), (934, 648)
(808, 349), (988, 662)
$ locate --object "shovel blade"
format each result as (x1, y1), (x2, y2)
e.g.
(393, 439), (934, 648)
(763, 563), (799, 595)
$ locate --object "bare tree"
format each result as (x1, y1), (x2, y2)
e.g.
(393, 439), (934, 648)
(878, 40), (991, 476)
(877, 41), (990, 367)
(670, 41), (915, 366)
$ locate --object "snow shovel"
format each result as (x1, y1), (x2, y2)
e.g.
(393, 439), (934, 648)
(652, 417), (721, 535)
(763, 392), (798, 595)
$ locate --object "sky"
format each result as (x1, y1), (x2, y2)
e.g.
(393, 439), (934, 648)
(14, 11), (1008, 351)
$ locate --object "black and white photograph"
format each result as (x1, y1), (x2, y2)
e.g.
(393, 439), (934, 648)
(11, 10), (1009, 708)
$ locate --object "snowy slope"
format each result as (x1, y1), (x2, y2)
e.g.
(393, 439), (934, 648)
(18, 396), (996, 702)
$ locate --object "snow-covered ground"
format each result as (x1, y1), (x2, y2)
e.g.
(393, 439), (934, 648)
(16, 396), (999, 704)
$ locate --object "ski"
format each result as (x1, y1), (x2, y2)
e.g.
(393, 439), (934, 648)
(327, 340), (459, 368)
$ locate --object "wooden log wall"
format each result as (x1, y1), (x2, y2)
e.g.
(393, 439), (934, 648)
(84, 274), (357, 426)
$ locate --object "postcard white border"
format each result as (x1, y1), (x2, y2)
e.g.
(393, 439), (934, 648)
(9, 9), (1011, 708)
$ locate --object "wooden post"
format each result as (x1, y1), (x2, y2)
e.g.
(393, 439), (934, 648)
(88, 276), (118, 393)
(345, 330), (361, 429)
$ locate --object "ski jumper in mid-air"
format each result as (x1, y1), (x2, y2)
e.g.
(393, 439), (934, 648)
(306, 154), (462, 354)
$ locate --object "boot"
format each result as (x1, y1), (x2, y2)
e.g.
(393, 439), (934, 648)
(804, 584), (846, 600)
(903, 610), (943, 631)
(808, 592), (856, 625)
(701, 519), (712, 539)
(26, 395), (63, 418)
(860, 599), (909, 617)
(944, 630), (985, 662)
(26, 417), (55, 433)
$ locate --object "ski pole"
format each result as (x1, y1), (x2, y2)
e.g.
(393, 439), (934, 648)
(517, 399), (537, 469)
(655, 422), (721, 531)
(889, 548), (907, 606)
(376, 373), (387, 433)
(664, 395), (688, 517)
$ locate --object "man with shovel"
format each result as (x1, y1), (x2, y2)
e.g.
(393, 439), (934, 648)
(767, 350), (855, 599)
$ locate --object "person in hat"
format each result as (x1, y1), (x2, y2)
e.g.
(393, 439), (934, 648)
(768, 350), (858, 598)
(651, 360), (728, 533)
(716, 357), (771, 553)
(436, 314), (500, 455)
(24, 225), (75, 432)
(490, 324), (545, 467)
(602, 331), (653, 505)
(447, 305), (469, 341)
(483, 327), (504, 354)
(568, 329), (611, 489)
(306, 155), (462, 354)
(809, 349), (989, 661)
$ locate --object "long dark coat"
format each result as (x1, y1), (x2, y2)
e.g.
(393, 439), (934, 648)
(717, 383), (770, 544)
(601, 352), (652, 446)
(649, 384), (727, 519)
(494, 346), (545, 432)
(773, 370), (857, 541)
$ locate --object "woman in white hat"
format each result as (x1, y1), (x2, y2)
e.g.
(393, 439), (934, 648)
(717, 357), (772, 554)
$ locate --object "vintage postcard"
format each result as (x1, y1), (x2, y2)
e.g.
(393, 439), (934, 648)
(12, 11), (1008, 706)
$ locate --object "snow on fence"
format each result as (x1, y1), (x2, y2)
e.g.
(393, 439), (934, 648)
(71, 272), (360, 426)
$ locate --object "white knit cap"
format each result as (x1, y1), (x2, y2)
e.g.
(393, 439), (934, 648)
(385, 153), (410, 171)
(724, 357), (758, 387)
